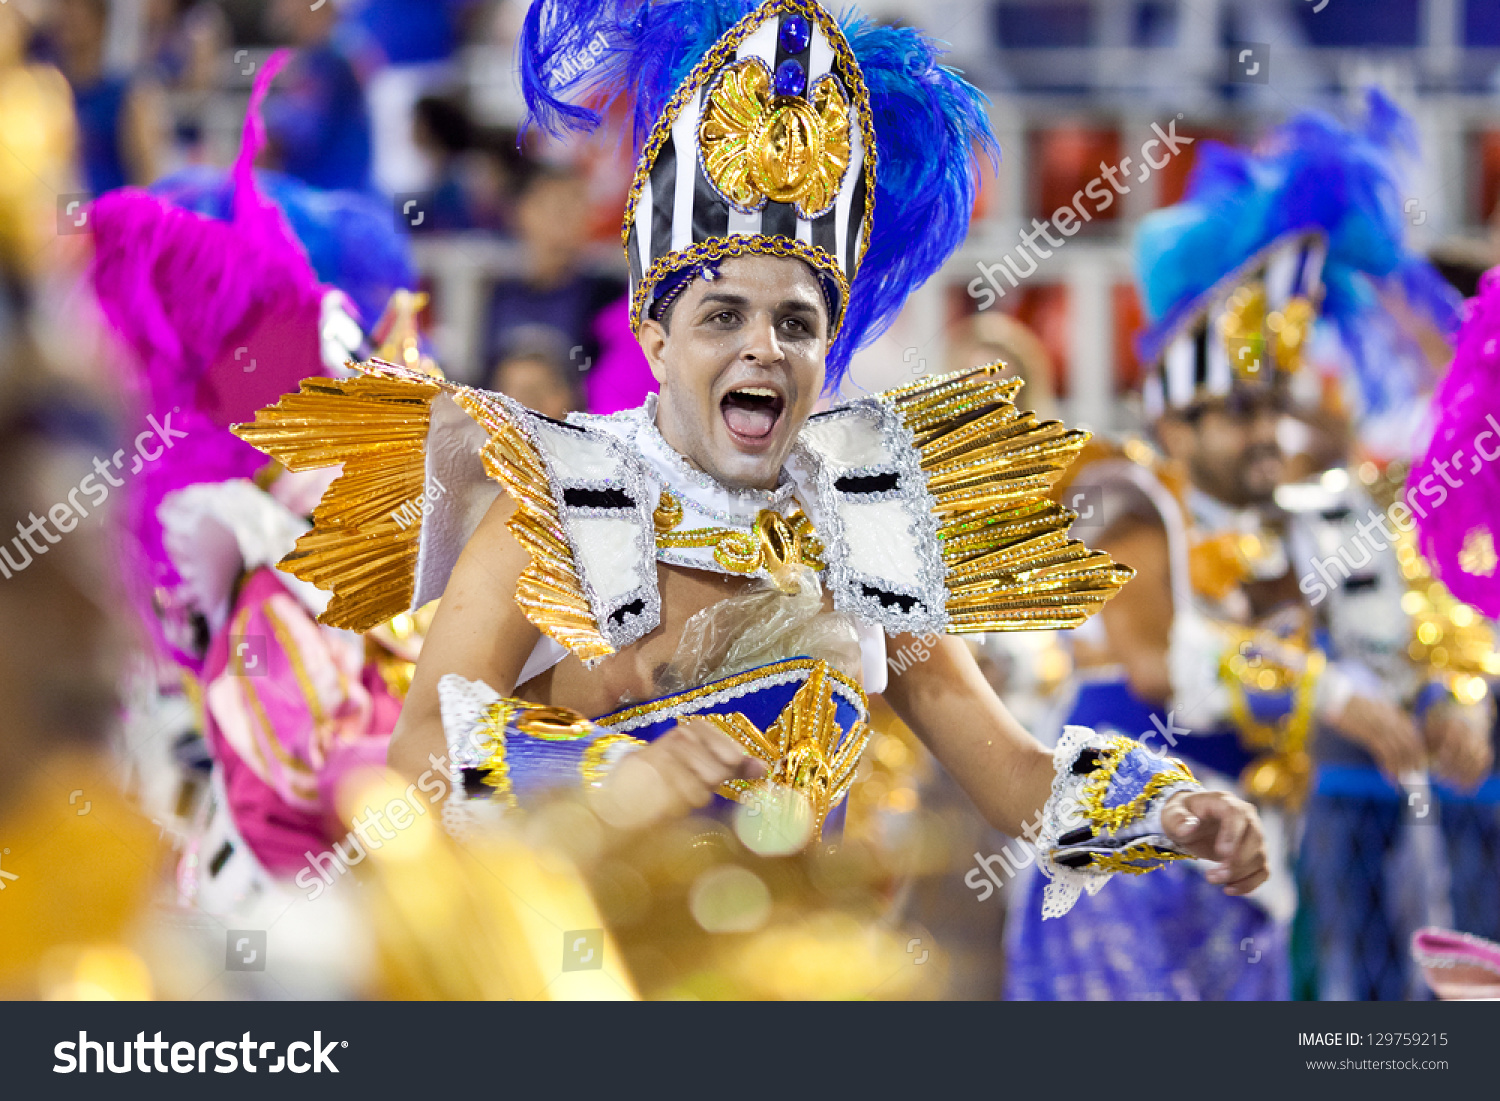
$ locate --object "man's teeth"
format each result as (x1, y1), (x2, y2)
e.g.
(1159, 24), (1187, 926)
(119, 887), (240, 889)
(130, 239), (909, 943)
(734, 387), (778, 399)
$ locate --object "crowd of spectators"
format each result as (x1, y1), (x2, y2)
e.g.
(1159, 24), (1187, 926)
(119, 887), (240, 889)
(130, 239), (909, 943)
(0, 0), (636, 412)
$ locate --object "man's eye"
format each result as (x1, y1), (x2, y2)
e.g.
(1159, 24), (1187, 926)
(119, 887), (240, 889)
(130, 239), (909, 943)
(781, 317), (809, 334)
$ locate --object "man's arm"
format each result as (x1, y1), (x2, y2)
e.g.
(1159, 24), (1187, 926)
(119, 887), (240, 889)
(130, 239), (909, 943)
(882, 633), (1269, 895)
(387, 494), (539, 779)
(882, 633), (1053, 837)
(388, 493), (764, 811)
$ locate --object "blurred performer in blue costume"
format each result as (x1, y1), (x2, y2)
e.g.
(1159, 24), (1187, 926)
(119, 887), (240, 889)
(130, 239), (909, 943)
(237, 0), (1274, 916)
(1005, 89), (1467, 999)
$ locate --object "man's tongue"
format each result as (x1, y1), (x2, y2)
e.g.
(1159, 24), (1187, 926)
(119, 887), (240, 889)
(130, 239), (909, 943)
(722, 397), (778, 440)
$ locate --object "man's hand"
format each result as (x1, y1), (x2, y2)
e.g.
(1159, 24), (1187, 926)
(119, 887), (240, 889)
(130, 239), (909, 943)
(591, 719), (767, 831)
(1424, 704), (1494, 791)
(1327, 693), (1426, 780)
(1160, 789), (1268, 896)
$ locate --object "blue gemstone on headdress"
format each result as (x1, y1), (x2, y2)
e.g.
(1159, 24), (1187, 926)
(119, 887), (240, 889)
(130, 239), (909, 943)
(774, 59), (807, 98)
(780, 14), (810, 55)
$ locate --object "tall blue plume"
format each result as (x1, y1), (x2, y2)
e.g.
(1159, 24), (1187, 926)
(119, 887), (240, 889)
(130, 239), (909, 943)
(519, 0), (755, 150)
(837, 15), (999, 383)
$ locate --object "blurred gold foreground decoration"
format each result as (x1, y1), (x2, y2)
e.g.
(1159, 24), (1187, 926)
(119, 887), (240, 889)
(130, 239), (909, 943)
(353, 760), (944, 1000)
(340, 771), (636, 1000)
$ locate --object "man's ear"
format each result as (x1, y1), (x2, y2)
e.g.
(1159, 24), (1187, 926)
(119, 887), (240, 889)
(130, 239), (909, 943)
(637, 318), (669, 384)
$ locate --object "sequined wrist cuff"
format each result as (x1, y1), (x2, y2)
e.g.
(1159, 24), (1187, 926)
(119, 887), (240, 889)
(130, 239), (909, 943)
(437, 674), (643, 832)
(1036, 726), (1200, 920)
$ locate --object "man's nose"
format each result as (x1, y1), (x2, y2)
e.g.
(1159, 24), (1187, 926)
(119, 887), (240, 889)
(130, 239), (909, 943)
(741, 317), (784, 365)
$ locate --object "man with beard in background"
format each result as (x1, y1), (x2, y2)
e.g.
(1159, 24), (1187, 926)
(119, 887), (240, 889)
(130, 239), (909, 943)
(1005, 90), (1468, 1000)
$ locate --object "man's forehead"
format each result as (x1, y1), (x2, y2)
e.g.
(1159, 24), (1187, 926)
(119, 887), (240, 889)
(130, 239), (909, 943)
(679, 255), (825, 311)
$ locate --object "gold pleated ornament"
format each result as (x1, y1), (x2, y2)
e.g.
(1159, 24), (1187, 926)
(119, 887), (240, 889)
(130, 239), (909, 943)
(879, 364), (1135, 632)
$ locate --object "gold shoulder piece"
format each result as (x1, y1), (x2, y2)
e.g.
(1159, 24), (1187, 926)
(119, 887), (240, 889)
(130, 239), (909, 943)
(879, 364), (1134, 632)
(233, 366), (443, 631)
(235, 362), (613, 661)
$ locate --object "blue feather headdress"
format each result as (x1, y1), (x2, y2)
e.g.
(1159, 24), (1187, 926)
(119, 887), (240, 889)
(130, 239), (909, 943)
(518, 0), (997, 389)
(1135, 88), (1459, 416)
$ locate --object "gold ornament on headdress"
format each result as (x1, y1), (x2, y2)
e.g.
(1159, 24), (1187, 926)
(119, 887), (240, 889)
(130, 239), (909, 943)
(699, 58), (851, 218)
(1219, 281), (1316, 381)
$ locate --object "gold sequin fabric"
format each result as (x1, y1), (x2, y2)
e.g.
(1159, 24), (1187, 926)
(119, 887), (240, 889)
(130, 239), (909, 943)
(881, 364), (1135, 632)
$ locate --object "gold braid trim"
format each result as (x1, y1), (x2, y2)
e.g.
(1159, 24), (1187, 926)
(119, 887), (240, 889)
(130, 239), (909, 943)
(581, 732), (646, 788)
(476, 701), (520, 810)
(1087, 843), (1193, 876)
(629, 235), (851, 339)
(232, 369), (443, 631)
(1078, 734), (1197, 835)
(477, 413), (615, 664)
(653, 490), (827, 575)
(877, 364), (1135, 632)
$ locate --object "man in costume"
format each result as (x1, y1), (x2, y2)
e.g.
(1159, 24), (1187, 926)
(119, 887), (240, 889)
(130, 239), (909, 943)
(238, 0), (1270, 916)
(1312, 251), (1500, 1000)
(1005, 90), (1483, 999)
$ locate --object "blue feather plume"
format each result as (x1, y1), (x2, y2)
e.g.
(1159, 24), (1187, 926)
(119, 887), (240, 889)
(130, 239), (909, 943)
(519, 0), (755, 150)
(517, 1), (999, 389)
(836, 15), (999, 383)
(1135, 88), (1460, 414)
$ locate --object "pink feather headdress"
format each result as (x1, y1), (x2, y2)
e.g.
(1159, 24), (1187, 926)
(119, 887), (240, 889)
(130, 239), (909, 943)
(91, 51), (338, 668)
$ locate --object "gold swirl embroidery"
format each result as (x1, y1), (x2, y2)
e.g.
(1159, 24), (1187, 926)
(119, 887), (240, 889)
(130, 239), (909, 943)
(654, 493), (826, 579)
(1087, 843), (1193, 876)
(652, 489), (684, 534)
(1078, 734), (1197, 835)
(699, 58), (850, 217)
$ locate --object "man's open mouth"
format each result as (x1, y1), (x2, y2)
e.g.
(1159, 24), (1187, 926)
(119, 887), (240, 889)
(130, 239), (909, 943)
(720, 386), (785, 443)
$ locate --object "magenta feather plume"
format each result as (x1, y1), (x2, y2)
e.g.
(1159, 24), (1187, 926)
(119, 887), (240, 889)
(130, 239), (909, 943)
(91, 51), (323, 415)
(1410, 266), (1500, 617)
(90, 50), (335, 669)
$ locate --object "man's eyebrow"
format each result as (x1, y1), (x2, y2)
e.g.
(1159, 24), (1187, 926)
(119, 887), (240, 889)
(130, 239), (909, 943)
(778, 297), (820, 315)
(696, 292), (750, 310)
